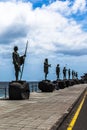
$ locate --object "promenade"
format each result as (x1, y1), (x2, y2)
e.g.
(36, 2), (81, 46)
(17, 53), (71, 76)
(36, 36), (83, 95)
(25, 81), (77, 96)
(0, 84), (86, 130)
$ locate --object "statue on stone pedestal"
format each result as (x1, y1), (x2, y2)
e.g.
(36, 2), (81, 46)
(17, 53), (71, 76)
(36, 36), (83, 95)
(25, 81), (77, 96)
(56, 64), (60, 80)
(44, 58), (51, 80)
(10, 42), (30, 100)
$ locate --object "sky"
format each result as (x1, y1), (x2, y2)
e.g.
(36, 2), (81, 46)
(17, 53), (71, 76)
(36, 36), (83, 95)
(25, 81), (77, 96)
(0, 0), (87, 81)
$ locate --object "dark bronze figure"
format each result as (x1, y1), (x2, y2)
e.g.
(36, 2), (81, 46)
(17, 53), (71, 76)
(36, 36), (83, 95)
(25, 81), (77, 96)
(56, 64), (60, 80)
(44, 58), (51, 80)
(72, 70), (74, 79)
(68, 69), (71, 79)
(63, 66), (67, 80)
(76, 72), (78, 79)
(12, 46), (25, 81)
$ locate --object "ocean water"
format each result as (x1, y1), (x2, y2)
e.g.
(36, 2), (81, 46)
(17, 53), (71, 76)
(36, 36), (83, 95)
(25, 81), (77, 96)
(0, 81), (39, 98)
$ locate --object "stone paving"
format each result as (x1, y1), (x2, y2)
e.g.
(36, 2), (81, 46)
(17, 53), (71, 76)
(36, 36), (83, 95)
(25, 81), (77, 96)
(0, 84), (86, 130)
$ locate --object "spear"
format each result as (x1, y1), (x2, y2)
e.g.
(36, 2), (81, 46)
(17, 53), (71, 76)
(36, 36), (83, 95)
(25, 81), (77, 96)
(20, 40), (28, 80)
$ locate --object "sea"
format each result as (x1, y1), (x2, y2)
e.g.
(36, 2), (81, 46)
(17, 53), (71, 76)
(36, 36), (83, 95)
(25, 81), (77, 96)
(0, 81), (39, 99)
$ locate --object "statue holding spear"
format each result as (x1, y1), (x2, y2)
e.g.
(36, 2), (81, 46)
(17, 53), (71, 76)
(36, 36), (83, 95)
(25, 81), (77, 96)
(10, 41), (29, 100)
(12, 41), (28, 81)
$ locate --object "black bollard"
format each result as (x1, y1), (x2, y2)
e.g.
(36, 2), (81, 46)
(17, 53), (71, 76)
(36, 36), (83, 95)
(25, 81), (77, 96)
(9, 81), (30, 100)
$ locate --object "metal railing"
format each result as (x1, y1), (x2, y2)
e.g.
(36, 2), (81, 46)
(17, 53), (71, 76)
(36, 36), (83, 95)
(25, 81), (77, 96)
(0, 87), (8, 99)
(29, 82), (39, 92)
(0, 82), (40, 99)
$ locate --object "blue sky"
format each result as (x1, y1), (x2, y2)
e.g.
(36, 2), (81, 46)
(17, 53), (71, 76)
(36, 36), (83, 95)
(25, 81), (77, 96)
(0, 0), (87, 81)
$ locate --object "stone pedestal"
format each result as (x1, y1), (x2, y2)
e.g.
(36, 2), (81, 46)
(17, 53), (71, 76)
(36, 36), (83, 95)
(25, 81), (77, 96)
(79, 79), (84, 84)
(58, 80), (66, 89)
(52, 80), (61, 90)
(64, 80), (70, 87)
(38, 80), (55, 92)
(74, 79), (80, 84)
(68, 80), (75, 86)
(9, 81), (30, 100)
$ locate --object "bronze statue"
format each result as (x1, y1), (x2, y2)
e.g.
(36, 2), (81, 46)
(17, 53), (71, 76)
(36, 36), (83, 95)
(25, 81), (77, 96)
(56, 64), (60, 80)
(44, 58), (51, 80)
(72, 70), (75, 79)
(12, 46), (25, 81)
(68, 69), (71, 79)
(75, 72), (78, 79)
(63, 66), (67, 80)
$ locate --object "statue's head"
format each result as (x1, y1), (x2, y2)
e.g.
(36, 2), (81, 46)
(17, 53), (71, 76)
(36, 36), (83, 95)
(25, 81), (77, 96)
(45, 58), (48, 62)
(14, 46), (18, 51)
(57, 64), (59, 66)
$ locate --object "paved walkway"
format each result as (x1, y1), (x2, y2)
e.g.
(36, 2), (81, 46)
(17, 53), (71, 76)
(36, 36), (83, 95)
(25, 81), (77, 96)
(0, 84), (86, 130)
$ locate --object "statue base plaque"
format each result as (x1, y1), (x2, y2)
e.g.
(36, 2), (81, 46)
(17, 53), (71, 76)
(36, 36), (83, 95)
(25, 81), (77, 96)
(9, 80), (30, 100)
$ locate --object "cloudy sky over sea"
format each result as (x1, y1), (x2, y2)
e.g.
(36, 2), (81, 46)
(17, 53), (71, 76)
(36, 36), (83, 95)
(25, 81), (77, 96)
(0, 0), (87, 81)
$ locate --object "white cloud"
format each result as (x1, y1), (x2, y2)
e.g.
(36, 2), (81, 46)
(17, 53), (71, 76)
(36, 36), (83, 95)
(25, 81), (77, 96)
(0, 0), (87, 80)
(72, 0), (87, 13)
(44, 0), (70, 15)
(0, 0), (86, 56)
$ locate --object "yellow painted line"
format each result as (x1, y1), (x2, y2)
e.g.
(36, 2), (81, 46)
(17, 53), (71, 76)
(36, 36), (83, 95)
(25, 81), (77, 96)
(67, 92), (87, 130)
